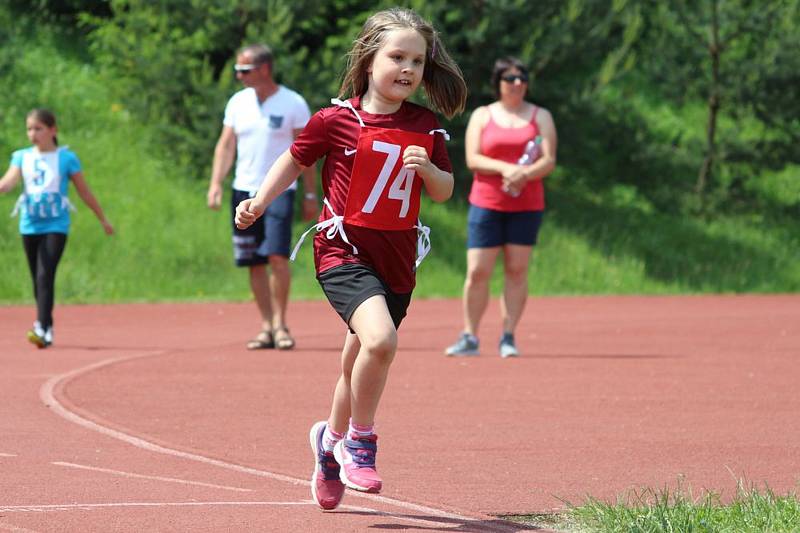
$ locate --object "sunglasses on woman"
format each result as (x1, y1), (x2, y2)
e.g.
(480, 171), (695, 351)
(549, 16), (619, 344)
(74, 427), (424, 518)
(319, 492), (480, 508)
(501, 73), (528, 83)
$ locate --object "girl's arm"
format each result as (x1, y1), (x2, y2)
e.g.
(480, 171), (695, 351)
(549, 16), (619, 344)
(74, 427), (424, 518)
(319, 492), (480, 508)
(71, 172), (114, 235)
(294, 126), (319, 222)
(403, 145), (453, 203)
(0, 166), (22, 194)
(236, 149), (305, 229)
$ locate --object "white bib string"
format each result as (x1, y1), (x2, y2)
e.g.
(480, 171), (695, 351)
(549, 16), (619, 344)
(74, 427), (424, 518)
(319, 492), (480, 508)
(331, 98), (365, 128)
(10, 194), (24, 217)
(428, 128), (450, 141)
(414, 219), (432, 269)
(9, 194), (75, 218)
(289, 197), (358, 261)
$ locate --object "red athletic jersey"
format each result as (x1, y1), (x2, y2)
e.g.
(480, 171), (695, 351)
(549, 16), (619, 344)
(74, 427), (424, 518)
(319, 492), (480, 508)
(468, 108), (544, 212)
(290, 96), (451, 293)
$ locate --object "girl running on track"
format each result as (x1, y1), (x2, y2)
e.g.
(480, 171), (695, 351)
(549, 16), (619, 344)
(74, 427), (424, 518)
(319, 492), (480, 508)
(235, 7), (466, 510)
(0, 109), (114, 348)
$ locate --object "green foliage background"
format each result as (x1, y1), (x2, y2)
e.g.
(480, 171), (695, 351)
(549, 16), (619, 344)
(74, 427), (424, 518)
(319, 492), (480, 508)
(1, 0), (798, 304)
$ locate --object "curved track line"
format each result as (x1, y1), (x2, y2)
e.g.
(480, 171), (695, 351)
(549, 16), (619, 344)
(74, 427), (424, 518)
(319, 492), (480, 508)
(39, 351), (484, 525)
(52, 461), (253, 492)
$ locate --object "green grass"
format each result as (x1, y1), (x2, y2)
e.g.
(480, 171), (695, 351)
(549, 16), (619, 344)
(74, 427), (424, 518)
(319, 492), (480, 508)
(2, 10), (799, 533)
(0, 24), (324, 304)
(2, 13), (799, 306)
(506, 483), (800, 532)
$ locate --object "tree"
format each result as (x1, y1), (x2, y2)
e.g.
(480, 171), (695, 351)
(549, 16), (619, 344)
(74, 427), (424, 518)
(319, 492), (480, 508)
(647, 0), (792, 210)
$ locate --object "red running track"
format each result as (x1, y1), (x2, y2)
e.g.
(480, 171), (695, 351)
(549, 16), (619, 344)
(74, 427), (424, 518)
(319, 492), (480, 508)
(1, 295), (798, 532)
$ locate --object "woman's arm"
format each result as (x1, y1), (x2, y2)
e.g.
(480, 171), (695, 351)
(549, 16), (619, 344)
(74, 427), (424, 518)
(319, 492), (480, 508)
(0, 166), (22, 194)
(525, 108), (558, 180)
(503, 108), (558, 194)
(464, 106), (517, 176)
(236, 149), (305, 229)
(71, 171), (114, 235)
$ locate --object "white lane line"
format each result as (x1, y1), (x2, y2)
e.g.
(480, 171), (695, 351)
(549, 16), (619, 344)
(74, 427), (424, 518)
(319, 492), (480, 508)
(0, 501), (313, 513)
(52, 461), (253, 493)
(0, 501), (457, 528)
(39, 352), (483, 525)
(339, 503), (461, 528)
(0, 523), (40, 533)
(0, 453), (18, 457)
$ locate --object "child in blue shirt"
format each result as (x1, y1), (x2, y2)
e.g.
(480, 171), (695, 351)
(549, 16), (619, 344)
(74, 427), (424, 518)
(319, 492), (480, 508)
(0, 109), (114, 348)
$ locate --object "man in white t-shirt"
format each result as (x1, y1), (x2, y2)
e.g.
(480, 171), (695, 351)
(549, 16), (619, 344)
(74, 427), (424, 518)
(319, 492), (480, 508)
(207, 43), (317, 351)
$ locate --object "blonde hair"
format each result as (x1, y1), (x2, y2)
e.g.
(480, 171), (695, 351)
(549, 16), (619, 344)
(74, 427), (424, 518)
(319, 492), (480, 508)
(338, 8), (467, 119)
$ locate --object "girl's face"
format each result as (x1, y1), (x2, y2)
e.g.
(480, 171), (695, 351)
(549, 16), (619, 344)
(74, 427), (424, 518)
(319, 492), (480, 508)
(498, 67), (528, 102)
(26, 117), (57, 149)
(367, 28), (426, 104)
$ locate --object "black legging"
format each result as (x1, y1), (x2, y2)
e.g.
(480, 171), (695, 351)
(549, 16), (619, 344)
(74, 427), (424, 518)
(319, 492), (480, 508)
(22, 233), (68, 330)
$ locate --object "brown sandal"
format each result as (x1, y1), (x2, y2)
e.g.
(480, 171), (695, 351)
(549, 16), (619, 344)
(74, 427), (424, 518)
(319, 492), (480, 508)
(273, 326), (295, 350)
(246, 330), (274, 350)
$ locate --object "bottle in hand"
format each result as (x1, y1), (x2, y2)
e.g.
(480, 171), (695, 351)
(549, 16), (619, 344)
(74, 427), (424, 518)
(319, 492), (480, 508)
(503, 136), (542, 197)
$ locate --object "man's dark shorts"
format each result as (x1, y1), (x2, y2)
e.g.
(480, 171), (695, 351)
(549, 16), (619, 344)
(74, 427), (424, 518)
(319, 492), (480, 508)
(317, 263), (412, 332)
(231, 188), (295, 266)
(467, 205), (544, 248)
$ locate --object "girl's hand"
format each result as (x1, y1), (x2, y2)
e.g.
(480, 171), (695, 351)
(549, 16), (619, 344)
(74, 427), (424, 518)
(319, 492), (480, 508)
(403, 145), (434, 177)
(101, 219), (115, 236)
(235, 198), (262, 229)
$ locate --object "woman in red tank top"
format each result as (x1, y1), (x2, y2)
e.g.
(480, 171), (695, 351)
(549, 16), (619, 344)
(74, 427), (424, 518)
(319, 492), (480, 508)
(445, 56), (558, 358)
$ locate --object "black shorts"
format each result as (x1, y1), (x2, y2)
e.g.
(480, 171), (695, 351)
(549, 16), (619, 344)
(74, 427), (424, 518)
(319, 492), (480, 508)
(231, 188), (295, 266)
(317, 263), (412, 332)
(467, 205), (544, 248)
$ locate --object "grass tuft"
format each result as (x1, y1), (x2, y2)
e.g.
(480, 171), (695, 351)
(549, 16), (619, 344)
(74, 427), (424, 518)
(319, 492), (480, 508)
(505, 480), (800, 532)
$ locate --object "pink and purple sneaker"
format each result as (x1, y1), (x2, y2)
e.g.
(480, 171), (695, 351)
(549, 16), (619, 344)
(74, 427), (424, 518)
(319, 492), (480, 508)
(333, 433), (382, 493)
(309, 421), (345, 510)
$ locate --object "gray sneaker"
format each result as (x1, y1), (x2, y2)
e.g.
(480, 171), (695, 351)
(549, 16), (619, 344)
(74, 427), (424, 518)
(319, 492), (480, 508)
(445, 333), (479, 356)
(499, 333), (519, 358)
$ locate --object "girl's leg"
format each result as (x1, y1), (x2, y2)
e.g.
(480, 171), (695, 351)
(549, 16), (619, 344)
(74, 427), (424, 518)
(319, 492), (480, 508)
(347, 295), (397, 426)
(36, 233), (68, 329)
(332, 295), (395, 493)
(21, 235), (43, 308)
(463, 246), (501, 335)
(311, 331), (358, 510)
(328, 331), (360, 434)
(499, 244), (533, 334)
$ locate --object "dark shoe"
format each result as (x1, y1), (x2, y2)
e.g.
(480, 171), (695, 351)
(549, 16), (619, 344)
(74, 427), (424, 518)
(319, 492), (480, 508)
(246, 330), (274, 350)
(499, 332), (519, 358)
(445, 332), (479, 356)
(274, 326), (295, 350)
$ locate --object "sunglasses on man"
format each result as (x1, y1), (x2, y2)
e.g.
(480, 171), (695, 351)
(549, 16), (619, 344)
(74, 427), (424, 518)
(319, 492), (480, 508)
(234, 63), (258, 75)
(501, 73), (528, 83)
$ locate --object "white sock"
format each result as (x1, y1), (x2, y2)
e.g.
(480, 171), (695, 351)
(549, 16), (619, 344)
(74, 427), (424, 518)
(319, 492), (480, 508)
(322, 425), (343, 453)
(348, 419), (374, 439)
